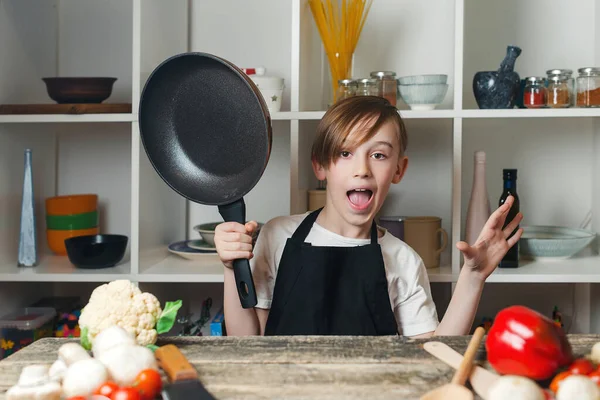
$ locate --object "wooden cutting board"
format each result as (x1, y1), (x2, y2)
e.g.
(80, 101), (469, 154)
(0, 103), (132, 114)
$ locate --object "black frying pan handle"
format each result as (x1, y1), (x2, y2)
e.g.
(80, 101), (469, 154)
(218, 199), (258, 309)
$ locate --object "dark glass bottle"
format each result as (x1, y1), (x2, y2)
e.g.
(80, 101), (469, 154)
(499, 169), (520, 268)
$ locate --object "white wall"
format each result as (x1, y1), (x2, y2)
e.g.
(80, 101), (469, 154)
(0, 1), (59, 263)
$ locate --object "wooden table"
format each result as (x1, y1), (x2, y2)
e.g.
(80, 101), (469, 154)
(0, 335), (598, 399)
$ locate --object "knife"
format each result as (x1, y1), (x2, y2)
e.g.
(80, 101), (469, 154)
(155, 344), (217, 400)
(423, 341), (499, 400)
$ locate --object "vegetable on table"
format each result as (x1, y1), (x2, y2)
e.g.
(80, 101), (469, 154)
(487, 375), (545, 400)
(62, 358), (108, 398)
(78, 279), (182, 350)
(486, 305), (574, 380)
(6, 365), (62, 400)
(555, 375), (600, 400)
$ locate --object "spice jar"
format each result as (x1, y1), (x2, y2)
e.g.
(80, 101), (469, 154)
(336, 79), (357, 102)
(356, 78), (378, 96)
(576, 67), (600, 107)
(523, 77), (547, 108)
(370, 71), (397, 106)
(546, 69), (573, 108)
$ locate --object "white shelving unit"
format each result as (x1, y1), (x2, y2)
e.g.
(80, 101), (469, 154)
(1, 0), (599, 333)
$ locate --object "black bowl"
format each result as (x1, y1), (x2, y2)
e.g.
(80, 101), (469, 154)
(64, 234), (128, 269)
(42, 77), (117, 104)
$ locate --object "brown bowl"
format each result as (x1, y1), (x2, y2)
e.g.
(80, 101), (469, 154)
(42, 77), (117, 104)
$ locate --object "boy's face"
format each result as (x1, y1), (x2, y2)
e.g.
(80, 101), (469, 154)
(312, 120), (408, 231)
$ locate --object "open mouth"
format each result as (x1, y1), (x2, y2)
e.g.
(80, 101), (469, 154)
(347, 188), (373, 210)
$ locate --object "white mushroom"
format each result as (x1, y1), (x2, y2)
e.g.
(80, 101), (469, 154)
(488, 375), (545, 400)
(7, 364), (61, 400)
(92, 325), (136, 358)
(48, 359), (67, 383)
(62, 358), (108, 398)
(6, 381), (61, 400)
(556, 375), (600, 400)
(591, 342), (600, 364)
(58, 342), (90, 366)
(98, 344), (158, 387)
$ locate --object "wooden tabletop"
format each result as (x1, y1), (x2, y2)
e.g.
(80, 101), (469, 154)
(0, 335), (598, 399)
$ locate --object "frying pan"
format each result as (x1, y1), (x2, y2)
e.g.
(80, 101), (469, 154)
(139, 52), (272, 309)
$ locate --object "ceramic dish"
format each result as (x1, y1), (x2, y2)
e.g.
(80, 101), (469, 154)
(168, 240), (218, 260)
(519, 225), (596, 260)
(186, 238), (217, 252)
(193, 222), (264, 247)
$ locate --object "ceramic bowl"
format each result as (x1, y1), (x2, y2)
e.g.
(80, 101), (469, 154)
(519, 225), (596, 260)
(397, 74), (448, 85)
(193, 222), (263, 247)
(42, 77), (117, 104)
(46, 210), (98, 230)
(398, 83), (448, 110)
(46, 194), (98, 216)
(64, 234), (128, 269)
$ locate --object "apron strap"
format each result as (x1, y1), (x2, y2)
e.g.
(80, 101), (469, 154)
(292, 207), (379, 245)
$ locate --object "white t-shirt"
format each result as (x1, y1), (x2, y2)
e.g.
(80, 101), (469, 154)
(250, 213), (440, 337)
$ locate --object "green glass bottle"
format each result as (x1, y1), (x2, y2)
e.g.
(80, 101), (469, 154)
(499, 169), (519, 268)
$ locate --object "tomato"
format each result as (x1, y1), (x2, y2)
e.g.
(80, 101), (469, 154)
(95, 381), (120, 397)
(133, 369), (163, 400)
(588, 370), (600, 385)
(550, 370), (572, 393)
(569, 358), (595, 375)
(111, 387), (141, 400)
(66, 397), (87, 400)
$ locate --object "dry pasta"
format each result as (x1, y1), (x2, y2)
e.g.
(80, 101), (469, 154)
(309, 0), (373, 102)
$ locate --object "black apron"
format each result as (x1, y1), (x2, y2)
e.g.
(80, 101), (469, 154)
(264, 208), (399, 336)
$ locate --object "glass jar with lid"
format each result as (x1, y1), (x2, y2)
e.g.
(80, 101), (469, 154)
(356, 78), (378, 97)
(370, 71), (397, 106)
(523, 77), (547, 108)
(546, 69), (573, 108)
(576, 67), (600, 107)
(336, 79), (357, 102)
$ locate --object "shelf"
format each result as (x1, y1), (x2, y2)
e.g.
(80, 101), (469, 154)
(139, 252), (224, 283)
(427, 255), (600, 283)
(0, 114), (137, 123)
(0, 255), (132, 282)
(461, 108), (600, 119)
(272, 110), (456, 120)
(272, 109), (600, 121)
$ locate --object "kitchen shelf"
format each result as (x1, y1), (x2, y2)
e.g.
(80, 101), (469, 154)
(273, 109), (600, 121)
(427, 255), (600, 284)
(272, 110), (456, 120)
(0, 256), (132, 282)
(139, 252), (224, 283)
(460, 108), (600, 119)
(0, 113), (137, 124)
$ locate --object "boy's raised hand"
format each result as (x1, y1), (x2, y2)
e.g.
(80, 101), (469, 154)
(456, 195), (524, 280)
(214, 221), (258, 269)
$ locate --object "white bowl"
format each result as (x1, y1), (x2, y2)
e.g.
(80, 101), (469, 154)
(519, 225), (596, 260)
(398, 83), (448, 110)
(398, 74), (448, 85)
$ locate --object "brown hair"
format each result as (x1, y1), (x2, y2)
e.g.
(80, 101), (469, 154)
(311, 96), (408, 167)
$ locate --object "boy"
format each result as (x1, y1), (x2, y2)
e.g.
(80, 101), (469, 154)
(215, 96), (522, 337)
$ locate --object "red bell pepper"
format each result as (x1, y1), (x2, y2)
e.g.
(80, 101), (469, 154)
(485, 305), (574, 380)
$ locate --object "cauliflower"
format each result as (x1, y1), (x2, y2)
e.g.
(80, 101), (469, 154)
(78, 280), (181, 349)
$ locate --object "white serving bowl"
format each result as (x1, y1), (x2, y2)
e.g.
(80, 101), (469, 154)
(397, 74), (448, 85)
(398, 83), (448, 110)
